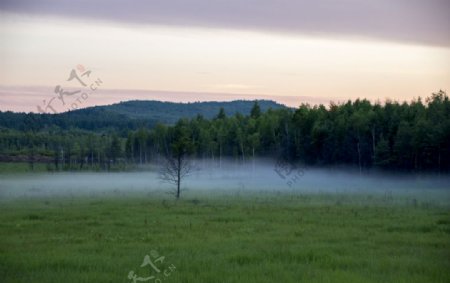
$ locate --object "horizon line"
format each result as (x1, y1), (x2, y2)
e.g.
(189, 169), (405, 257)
(0, 85), (445, 114)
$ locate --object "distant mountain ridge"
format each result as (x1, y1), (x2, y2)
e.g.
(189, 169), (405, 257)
(78, 99), (286, 121)
(0, 99), (287, 132)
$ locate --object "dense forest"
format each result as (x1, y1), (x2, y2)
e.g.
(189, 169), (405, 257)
(0, 91), (449, 173)
(0, 100), (284, 132)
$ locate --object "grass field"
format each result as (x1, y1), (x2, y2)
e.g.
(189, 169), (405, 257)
(0, 193), (449, 283)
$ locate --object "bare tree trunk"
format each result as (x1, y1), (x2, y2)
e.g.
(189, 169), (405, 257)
(285, 121), (290, 157)
(371, 127), (376, 160)
(61, 148), (65, 168)
(438, 146), (441, 176)
(252, 147), (255, 176)
(219, 143), (222, 169)
(357, 141), (362, 175)
(29, 148), (35, 171)
(414, 152), (418, 171)
(177, 156), (181, 199)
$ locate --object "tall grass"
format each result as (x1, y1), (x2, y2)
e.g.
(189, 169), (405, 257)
(0, 194), (449, 282)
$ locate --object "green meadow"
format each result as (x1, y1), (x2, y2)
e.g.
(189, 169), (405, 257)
(1, 193), (449, 283)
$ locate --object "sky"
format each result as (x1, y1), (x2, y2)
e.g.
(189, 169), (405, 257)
(0, 0), (449, 113)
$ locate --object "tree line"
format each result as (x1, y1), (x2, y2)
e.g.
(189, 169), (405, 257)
(0, 91), (448, 173)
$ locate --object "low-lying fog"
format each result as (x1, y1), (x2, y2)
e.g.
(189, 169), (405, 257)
(1, 159), (449, 204)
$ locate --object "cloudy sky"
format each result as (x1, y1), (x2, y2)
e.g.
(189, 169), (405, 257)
(0, 0), (449, 112)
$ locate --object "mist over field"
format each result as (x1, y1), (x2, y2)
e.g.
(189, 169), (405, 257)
(1, 160), (449, 204)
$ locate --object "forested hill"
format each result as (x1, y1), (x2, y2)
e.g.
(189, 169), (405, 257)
(80, 100), (286, 122)
(0, 100), (286, 131)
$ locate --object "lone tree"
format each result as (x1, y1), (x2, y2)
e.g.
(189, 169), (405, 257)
(160, 120), (194, 199)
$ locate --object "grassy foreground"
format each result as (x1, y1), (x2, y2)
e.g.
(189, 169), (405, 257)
(0, 193), (449, 283)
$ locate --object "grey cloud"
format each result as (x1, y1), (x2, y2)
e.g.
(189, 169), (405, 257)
(1, 0), (449, 46)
